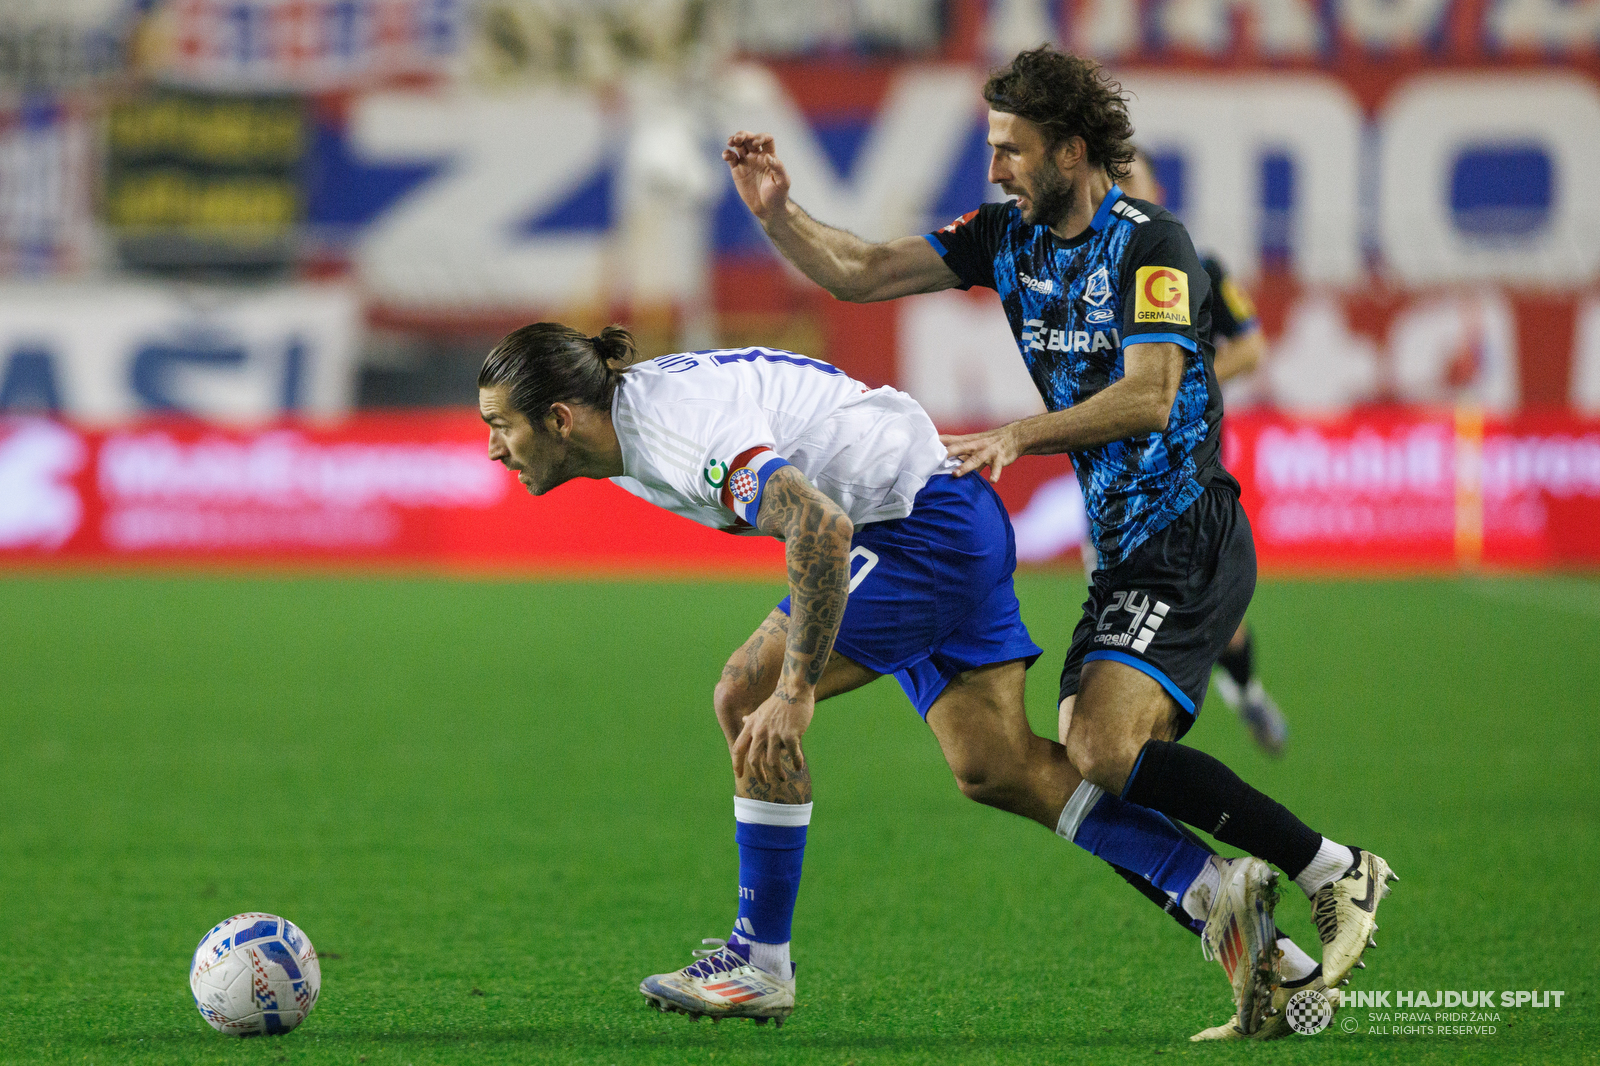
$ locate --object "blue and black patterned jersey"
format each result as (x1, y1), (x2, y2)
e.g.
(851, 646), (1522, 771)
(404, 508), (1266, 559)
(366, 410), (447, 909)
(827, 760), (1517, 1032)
(924, 186), (1235, 570)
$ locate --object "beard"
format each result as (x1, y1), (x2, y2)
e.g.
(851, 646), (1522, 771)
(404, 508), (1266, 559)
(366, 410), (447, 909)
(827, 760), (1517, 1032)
(1019, 160), (1075, 229)
(514, 436), (574, 496)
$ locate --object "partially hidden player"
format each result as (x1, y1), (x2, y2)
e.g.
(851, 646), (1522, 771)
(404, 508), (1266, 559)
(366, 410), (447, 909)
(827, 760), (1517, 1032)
(481, 324), (1302, 1036)
(722, 45), (1394, 1040)
(1111, 148), (1287, 756)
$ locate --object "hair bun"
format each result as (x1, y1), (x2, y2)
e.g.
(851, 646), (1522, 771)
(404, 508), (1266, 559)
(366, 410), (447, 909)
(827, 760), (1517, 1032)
(593, 324), (639, 370)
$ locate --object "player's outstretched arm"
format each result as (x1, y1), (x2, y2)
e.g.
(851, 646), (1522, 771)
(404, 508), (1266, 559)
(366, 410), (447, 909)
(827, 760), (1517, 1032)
(731, 465), (853, 786)
(723, 131), (960, 303)
(941, 342), (1186, 481)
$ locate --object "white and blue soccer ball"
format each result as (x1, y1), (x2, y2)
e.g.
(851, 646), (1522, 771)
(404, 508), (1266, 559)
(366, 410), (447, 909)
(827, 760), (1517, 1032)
(189, 913), (321, 1036)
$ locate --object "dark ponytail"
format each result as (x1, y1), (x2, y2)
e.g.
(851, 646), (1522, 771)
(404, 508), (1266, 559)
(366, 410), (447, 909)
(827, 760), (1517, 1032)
(589, 324), (640, 372)
(478, 322), (638, 423)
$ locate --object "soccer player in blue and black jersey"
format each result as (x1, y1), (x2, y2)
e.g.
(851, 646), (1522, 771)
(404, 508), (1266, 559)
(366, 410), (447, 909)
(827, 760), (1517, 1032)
(725, 45), (1395, 1040)
(1120, 148), (1288, 757)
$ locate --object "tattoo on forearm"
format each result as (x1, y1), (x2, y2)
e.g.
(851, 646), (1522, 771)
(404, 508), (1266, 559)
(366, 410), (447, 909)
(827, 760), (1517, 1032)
(756, 468), (851, 689)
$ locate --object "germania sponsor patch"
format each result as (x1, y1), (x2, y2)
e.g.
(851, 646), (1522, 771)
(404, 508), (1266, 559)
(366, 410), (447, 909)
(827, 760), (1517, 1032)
(1134, 266), (1190, 325)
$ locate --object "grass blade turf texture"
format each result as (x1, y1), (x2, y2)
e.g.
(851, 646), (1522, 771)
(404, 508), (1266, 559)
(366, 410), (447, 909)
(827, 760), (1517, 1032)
(2, 574), (1596, 1064)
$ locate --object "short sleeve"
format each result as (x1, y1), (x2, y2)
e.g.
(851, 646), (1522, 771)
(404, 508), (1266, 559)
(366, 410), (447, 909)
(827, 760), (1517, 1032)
(1119, 220), (1209, 355)
(619, 389), (790, 529)
(923, 202), (1011, 291)
(1202, 255), (1258, 341)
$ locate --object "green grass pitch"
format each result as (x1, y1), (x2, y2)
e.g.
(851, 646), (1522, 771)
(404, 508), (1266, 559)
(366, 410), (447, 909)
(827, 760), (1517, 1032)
(3, 572), (1597, 1065)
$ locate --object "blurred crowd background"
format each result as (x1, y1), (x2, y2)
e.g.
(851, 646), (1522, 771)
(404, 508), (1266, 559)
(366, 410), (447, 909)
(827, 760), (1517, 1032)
(2, 0), (1598, 571)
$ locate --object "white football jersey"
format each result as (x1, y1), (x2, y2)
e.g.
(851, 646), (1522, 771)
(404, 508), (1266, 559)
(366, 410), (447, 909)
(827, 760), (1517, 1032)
(610, 347), (952, 534)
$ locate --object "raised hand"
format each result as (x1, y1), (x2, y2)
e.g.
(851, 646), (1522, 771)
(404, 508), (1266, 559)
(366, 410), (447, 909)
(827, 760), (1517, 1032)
(722, 131), (792, 221)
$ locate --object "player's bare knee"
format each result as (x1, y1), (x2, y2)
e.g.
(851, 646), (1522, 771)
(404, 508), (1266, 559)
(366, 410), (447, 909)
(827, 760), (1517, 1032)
(1065, 720), (1140, 793)
(953, 767), (1008, 807)
(1063, 718), (1094, 778)
(946, 748), (1022, 808)
(712, 675), (757, 745)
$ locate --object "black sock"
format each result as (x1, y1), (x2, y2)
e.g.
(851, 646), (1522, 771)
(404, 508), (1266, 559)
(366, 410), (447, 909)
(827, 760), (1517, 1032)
(1217, 626), (1254, 688)
(1121, 739), (1321, 879)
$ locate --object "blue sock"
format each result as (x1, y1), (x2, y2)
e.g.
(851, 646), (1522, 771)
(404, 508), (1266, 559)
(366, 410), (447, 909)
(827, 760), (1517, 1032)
(1057, 782), (1210, 898)
(728, 797), (810, 974)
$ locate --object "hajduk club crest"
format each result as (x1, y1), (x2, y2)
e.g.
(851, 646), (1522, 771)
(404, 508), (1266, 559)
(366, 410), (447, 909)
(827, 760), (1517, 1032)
(729, 466), (760, 504)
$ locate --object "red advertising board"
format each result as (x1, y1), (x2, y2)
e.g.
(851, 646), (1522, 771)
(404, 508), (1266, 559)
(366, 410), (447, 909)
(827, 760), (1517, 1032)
(1225, 409), (1600, 570)
(2, 411), (1595, 574)
(0, 414), (784, 576)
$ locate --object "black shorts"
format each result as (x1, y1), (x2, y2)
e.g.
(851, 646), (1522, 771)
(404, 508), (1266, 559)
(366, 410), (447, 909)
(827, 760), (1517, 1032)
(1058, 484), (1256, 738)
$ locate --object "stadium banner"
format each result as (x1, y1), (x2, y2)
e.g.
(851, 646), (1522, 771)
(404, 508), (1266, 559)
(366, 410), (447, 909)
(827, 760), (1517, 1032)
(280, 0), (1600, 412)
(0, 99), (97, 276)
(104, 90), (307, 272)
(1, 410), (1594, 573)
(301, 62), (1600, 412)
(0, 413), (786, 573)
(131, 0), (464, 92)
(0, 282), (361, 420)
(1225, 409), (1600, 570)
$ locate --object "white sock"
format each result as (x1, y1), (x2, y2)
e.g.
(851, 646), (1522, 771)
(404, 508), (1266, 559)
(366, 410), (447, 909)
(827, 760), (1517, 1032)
(1294, 837), (1355, 897)
(1180, 855), (1224, 922)
(746, 939), (791, 979)
(1278, 937), (1318, 984)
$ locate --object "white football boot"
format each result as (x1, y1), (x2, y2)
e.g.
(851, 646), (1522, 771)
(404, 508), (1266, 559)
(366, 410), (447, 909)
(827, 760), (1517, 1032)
(640, 938), (795, 1026)
(1199, 856), (1282, 1036)
(1311, 847), (1397, 987)
(1191, 966), (1342, 1041)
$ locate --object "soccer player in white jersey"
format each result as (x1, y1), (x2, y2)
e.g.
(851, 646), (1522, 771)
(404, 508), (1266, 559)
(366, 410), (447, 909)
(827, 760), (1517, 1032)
(478, 322), (1302, 1034)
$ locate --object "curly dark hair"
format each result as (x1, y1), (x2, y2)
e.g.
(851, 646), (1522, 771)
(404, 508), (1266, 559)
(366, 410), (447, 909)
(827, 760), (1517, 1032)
(983, 46), (1136, 183)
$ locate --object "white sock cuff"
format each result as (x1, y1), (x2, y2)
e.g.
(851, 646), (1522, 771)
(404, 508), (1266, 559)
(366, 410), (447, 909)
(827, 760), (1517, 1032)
(734, 796), (813, 827)
(1055, 781), (1105, 841)
(1295, 836), (1354, 896)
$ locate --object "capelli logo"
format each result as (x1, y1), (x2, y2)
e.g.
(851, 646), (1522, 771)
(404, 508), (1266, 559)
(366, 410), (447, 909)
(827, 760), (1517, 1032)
(1019, 273), (1055, 295)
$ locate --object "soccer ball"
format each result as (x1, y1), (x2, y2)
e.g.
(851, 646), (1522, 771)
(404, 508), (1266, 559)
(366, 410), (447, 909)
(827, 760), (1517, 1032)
(189, 913), (321, 1036)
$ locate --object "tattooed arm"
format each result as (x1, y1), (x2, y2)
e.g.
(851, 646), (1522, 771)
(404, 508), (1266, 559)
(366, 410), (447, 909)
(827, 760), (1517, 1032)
(730, 464), (854, 786)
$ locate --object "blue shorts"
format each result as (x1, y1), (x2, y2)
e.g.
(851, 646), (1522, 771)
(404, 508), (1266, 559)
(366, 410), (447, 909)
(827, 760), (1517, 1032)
(779, 472), (1042, 718)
